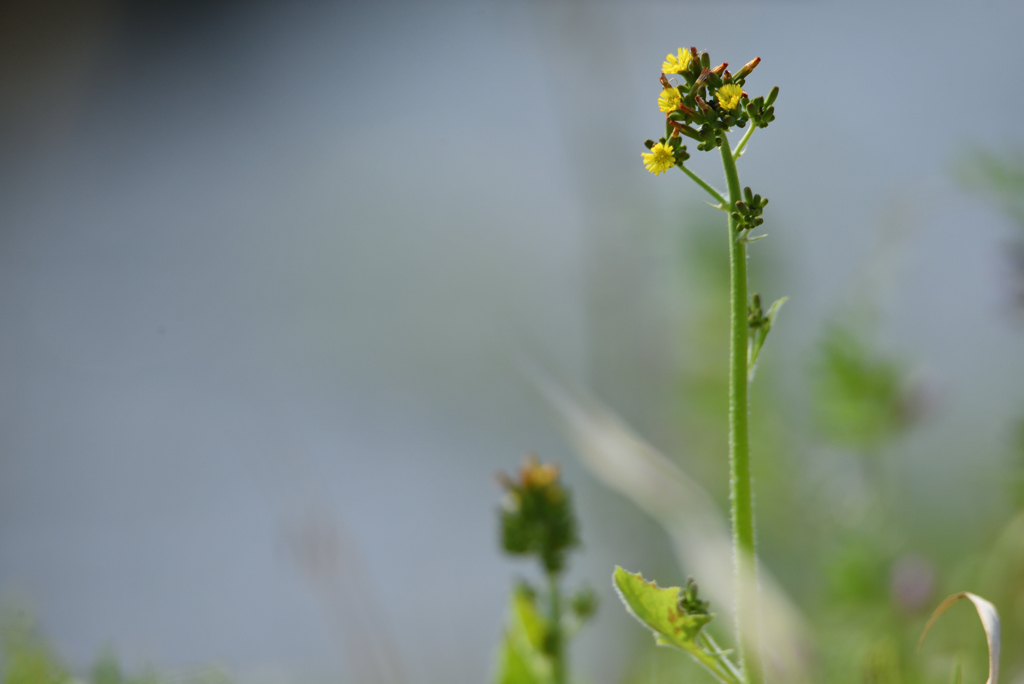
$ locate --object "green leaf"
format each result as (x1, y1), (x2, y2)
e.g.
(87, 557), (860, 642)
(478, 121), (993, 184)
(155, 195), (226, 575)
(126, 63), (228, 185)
(1, 612), (70, 684)
(613, 567), (712, 647)
(812, 324), (912, 449)
(612, 568), (740, 684)
(494, 588), (552, 684)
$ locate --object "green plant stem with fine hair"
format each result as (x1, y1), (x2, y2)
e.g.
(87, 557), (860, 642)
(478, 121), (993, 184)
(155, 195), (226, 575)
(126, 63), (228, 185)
(680, 165), (728, 206)
(720, 134), (763, 684)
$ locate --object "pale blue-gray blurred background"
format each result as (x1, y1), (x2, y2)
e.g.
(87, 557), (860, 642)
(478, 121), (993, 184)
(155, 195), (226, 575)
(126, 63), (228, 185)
(3, 1), (1024, 682)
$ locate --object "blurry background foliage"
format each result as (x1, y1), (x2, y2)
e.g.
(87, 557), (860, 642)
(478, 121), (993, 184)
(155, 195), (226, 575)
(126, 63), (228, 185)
(1, 612), (228, 684)
(4, 1), (1024, 684)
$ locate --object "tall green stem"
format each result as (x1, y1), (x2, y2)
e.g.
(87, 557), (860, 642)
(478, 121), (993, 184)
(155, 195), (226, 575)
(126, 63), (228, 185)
(719, 134), (763, 684)
(547, 570), (566, 684)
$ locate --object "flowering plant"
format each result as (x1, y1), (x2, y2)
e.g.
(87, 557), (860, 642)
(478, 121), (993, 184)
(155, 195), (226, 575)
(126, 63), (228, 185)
(494, 457), (595, 684)
(623, 45), (783, 684)
(616, 46), (1005, 684)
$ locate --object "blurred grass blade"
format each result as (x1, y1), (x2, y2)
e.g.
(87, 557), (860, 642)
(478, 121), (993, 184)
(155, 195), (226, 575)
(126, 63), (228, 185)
(246, 395), (407, 684)
(919, 592), (1000, 684)
(536, 378), (811, 682)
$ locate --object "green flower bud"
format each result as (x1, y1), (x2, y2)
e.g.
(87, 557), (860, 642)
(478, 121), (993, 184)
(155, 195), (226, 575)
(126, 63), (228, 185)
(680, 578), (711, 616)
(498, 455), (580, 573)
(733, 56), (761, 81)
(673, 123), (701, 141)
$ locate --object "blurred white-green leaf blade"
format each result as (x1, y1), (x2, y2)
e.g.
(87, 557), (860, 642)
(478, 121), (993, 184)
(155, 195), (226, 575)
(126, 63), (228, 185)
(919, 592), (1001, 684)
(537, 379), (811, 682)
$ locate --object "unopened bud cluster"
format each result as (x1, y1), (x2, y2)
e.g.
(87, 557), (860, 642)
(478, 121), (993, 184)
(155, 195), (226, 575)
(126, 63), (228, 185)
(745, 88), (779, 129)
(679, 577), (711, 616)
(732, 186), (769, 233)
(748, 293), (767, 330)
(498, 455), (579, 573)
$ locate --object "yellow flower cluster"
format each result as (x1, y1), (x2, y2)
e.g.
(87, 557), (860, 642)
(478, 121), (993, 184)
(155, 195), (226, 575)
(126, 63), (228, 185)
(658, 87), (682, 114)
(661, 48), (692, 75)
(642, 142), (676, 175)
(717, 84), (744, 110)
(519, 454), (560, 489)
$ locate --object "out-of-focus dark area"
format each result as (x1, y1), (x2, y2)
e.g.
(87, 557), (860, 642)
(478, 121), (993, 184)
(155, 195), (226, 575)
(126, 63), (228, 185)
(4, 1), (1024, 682)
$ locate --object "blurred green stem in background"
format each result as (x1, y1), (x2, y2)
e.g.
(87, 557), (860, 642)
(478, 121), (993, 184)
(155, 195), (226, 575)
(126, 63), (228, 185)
(545, 570), (565, 684)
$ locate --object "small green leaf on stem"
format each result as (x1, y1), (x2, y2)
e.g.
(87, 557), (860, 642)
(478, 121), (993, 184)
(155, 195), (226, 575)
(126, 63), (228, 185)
(747, 296), (787, 382)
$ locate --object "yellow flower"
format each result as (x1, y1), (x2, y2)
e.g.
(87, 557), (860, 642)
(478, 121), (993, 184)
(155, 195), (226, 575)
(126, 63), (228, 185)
(717, 84), (744, 110)
(642, 142), (676, 175)
(658, 87), (682, 113)
(662, 48), (692, 74)
(520, 455), (560, 489)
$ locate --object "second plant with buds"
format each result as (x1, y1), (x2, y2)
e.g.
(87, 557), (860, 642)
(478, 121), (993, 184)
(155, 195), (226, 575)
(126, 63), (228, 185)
(495, 456), (596, 684)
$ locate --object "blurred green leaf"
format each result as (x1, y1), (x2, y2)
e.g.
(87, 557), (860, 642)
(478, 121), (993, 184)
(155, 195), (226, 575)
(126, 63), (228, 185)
(494, 586), (552, 684)
(89, 650), (121, 684)
(813, 325), (913, 450)
(955, 148), (1024, 228)
(825, 539), (889, 606)
(1, 612), (69, 684)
